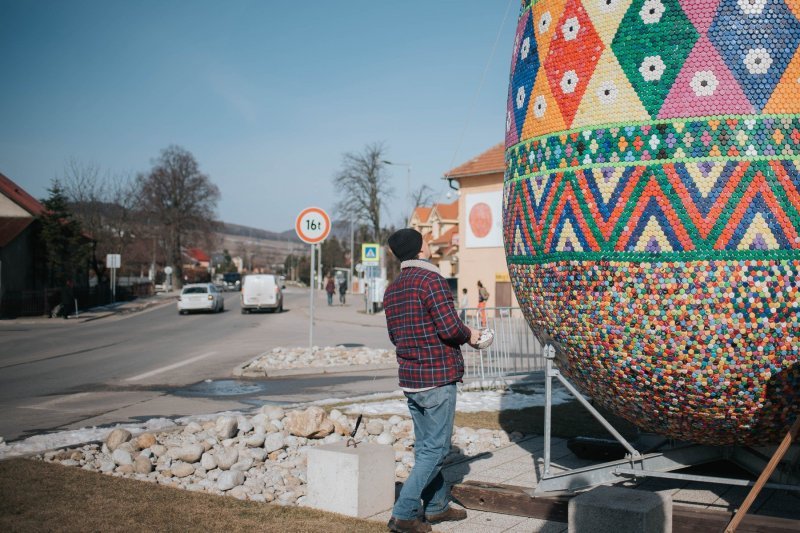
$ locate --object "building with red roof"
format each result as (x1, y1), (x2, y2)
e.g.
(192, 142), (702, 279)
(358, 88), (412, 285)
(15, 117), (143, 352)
(0, 172), (49, 316)
(444, 143), (517, 310)
(409, 199), (459, 277)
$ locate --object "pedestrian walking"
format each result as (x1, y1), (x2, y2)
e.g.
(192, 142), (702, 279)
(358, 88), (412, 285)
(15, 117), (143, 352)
(325, 275), (335, 306)
(338, 277), (348, 305)
(459, 288), (469, 322)
(477, 280), (489, 327)
(383, 228), (481, 533)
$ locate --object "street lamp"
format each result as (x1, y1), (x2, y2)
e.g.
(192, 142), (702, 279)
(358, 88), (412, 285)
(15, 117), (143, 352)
(382, 160), (412, 223)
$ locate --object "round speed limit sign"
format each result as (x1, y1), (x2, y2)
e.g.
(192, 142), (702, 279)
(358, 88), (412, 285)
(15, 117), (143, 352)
(295, 207), (331, 244)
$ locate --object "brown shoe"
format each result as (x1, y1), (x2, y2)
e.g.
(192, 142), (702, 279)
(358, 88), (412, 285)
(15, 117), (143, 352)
(387, 516), (432, 533)
(425, 506), (468, 524)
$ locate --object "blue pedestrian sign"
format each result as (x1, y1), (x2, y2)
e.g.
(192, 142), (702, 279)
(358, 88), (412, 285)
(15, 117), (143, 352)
(361, 243), (380, 262)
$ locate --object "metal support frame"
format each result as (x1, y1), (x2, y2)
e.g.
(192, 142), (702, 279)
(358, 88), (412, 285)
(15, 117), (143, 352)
(534, 344), (800, 496)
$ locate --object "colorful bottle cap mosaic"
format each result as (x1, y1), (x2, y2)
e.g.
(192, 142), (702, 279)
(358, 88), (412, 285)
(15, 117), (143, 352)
(504, 0), (800, 445)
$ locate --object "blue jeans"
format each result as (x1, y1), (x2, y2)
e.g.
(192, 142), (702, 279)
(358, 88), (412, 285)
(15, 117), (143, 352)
(392, 383), (457, 520)
(327, 292), (333, 306)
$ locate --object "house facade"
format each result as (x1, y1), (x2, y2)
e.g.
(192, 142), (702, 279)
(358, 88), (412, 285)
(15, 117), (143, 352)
(0, 173), (48, 316)
(445, 143), (518, 310)
(409, 200), (459, 278)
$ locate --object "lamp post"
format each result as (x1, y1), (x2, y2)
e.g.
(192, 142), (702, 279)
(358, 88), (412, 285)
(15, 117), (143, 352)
(382, 160), (412, 224)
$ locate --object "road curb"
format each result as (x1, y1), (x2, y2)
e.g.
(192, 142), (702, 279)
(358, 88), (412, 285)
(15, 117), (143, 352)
(233, 359), (398, 378)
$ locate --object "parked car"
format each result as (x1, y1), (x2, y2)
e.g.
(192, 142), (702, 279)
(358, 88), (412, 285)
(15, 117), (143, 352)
(222, 272), (241, 291)
(178, 283), (224, 314)
(241, 274), (283, 313)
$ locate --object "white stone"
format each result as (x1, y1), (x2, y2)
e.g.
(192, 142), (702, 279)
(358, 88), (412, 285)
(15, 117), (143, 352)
(231, 458), (254, 471)
(249, 448), (268, 462)
(237, 416), (254, 434)
(215, 416), (238, 439)
(172, 462), (195, 478)
(201, 452), (217, 470)
(217, 470), (245, 491)
(100, 460), (116, 473)
(184, 422), (203, 434)
(245, 434), (266, 448)
(134, 455), (154, 474)
(285, 406), (334, 439)
(261, 405), (285, 421)
(168, 444), (204, 463)
(306, 442), (395, 518)
(215, 448), (239, 470)
(263, 433), (286, 453)
(375, 432), (393, 446)
(112, 449), (133, 466)
(230, 485), (249, 500)
(366, 420), (383, 435)
(106, 428), (132, 451)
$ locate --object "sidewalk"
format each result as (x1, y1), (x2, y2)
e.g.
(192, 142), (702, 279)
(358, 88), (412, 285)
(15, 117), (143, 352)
(368, 434), (800, 532)
(3, 292), (176, 325)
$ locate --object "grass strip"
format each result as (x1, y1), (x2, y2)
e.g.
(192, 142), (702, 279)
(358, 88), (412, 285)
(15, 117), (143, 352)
(0, 458), (386, 533)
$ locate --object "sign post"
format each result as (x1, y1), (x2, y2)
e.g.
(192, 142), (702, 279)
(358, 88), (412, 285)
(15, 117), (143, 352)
(106, 254), (121, 303)
(295, 207), (331, 353)
(361, 244), (380, 314)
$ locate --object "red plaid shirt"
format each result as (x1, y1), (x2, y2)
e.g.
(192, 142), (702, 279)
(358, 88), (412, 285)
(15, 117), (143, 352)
(383, 260), (471, 388)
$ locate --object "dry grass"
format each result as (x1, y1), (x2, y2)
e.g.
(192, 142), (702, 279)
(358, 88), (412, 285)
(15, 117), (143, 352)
(455, 400), (639, 440)
(0, 458), (387, 533)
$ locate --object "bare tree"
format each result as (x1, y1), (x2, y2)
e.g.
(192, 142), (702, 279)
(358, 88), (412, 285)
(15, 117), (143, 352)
(332, 142), (394, 241)
(59, 158), (139, 279)
(410, 185), (436, 214)
(136, 145), (220, 288)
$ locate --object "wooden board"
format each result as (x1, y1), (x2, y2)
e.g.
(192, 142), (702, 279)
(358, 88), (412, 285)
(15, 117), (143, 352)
(451, 481), (800, 533)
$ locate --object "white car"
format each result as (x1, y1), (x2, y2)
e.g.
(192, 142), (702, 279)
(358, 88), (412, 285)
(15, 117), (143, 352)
(178, 283), (224, 314)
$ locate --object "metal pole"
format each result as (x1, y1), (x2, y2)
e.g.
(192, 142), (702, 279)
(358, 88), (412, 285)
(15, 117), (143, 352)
(349, 219), (354, 293)
(309, 243), (315, 352)
(318, 242), (323, 290)
(543, 345), (553, 478)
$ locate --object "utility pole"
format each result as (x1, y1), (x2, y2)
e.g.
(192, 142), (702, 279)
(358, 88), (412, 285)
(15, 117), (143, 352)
(383, 160), (412, 225)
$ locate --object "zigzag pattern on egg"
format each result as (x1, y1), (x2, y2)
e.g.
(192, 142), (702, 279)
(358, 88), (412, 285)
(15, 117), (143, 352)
(504, 0), (800, 445)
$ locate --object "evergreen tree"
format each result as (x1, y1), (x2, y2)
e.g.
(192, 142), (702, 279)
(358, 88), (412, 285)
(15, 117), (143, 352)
(39, 181), (90, 288)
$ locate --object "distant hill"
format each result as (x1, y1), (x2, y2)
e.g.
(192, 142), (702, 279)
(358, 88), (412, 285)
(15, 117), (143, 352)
(219, 222), (303, 243)
(219, 218), (354, 244)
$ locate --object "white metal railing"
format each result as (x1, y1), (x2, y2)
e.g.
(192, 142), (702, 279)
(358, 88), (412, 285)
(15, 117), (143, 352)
(459, 306), (545, 384)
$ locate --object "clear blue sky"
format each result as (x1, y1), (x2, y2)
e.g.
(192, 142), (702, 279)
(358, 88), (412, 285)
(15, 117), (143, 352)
(0, 1), (516, 231)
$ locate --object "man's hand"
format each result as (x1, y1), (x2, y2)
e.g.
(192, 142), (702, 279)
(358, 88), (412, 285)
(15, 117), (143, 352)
(469, 328), (480, 346)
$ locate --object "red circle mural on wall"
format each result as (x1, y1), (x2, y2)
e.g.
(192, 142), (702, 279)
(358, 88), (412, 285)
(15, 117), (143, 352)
(469, 202), (492, 238)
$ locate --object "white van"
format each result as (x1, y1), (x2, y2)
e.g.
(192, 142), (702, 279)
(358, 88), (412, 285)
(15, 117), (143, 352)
(240, 274), (283, 313)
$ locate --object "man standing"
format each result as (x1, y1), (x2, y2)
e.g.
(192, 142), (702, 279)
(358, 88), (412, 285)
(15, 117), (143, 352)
(383, 228), (479, 533)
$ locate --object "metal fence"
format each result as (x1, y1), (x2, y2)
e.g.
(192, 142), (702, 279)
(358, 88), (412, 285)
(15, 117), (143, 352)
(459, 306), (545, 384)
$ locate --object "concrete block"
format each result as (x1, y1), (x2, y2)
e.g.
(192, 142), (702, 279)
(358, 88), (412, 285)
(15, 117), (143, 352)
(306, 442), (395, 518)
(568, 485), (672, 533)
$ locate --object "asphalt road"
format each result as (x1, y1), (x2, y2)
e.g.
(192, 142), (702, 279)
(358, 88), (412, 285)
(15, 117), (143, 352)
(0, 288), (399, 442)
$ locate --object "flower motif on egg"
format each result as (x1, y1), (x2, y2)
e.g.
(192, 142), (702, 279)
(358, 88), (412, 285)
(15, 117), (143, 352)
(520, 37), (531, 61)
(533, 95), (547, 118)
(600, 0), (621, 13)
(738, 0), (767, 15)
(640, 0), (665, 24)
(690, 70), (719, 97)
(516, 86), (527, 110)
(639, 56), (666, 81)
(560, 71), (579, 94)
(562, 17), (580, 41)
(596, 81), (619, 104)
(539, 11), (552, 34)
(744, 48), (772, 75)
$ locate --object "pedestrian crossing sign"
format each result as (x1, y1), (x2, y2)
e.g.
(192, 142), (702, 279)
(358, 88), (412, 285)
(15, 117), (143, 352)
(361, 243), (380, 262)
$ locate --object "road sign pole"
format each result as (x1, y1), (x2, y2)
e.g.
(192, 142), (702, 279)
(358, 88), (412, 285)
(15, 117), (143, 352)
(295, 207), (331, 356)
(309, 242), (315, 353)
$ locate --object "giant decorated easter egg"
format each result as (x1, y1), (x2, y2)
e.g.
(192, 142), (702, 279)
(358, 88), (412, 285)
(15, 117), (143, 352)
(504, 0), (800, 445)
